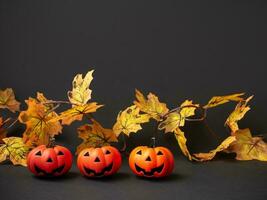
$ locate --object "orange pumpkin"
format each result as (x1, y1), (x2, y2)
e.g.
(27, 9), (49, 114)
(77, 146), (122, 177)
(129, 146), (174, 178)
(27, 145), (73, 177)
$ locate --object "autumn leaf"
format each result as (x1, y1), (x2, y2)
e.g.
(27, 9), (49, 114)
(193, 136), (236, 161)
(225, 96), (253, 133)
(0, 137), (29, 166)
(113, 105), (150, 136)
(133, 89), (169, 121)
(158, 100), (199, 133)
(76, 119), (118, 154)
(228, 129), (267, 161)
(19, 95), (62, 147)
(204, 93), (245, 109)
(68, 70), (94, 106)
(174, 128), (193, 160)
(54, 103), (103, 125)
(0, 88), (20, 112)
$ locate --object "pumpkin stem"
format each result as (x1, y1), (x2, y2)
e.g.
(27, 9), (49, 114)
(150, 120), (159, 148)
(119, 134), (128, 155)
(48, 137), (56, 148)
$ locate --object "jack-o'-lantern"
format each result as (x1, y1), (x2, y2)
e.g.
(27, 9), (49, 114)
(129, 146), (174, 178)
(27, 145), (72, 177)
(77, 146), (122, 177)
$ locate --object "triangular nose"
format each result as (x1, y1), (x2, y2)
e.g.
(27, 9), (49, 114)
(145, 156), (152, 161)
(94, 157), (100, 162)
(47, 158), (53, 163)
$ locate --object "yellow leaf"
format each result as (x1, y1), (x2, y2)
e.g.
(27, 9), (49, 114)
(193, 136), (236, 161)
(0, 88), (20, 112)
(68, 70), (94, 106)
(225, 96), (253, 133)
(76, 119), (118, 154)
(133, 89), (169, 121)
(18, 95), (62, 147)
(228, 129), (267, 161)
(55, 103), (103, 125)
(113, 105), (150, 136)
(204, 93), (245, 109)
(0, 137), (29, 166)
(174, 128), (193, 160)
(158, 100), (199, 133)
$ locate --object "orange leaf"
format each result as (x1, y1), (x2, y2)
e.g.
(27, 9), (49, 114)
(0, 88), (20, 112)
(55, 103), (103, 125)
(76, 119), (118, 154)
(18, 94), (62, 147)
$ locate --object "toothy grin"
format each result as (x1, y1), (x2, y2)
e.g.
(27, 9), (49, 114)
(135, 163), (164, 176)
(83, 162), (113, 177)
(34, 164), (65, 176)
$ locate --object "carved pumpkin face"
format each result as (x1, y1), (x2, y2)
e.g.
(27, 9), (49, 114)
(27, 145), (73, 177)
(129, 146), (174, 178)
(77, 146), (122, 177)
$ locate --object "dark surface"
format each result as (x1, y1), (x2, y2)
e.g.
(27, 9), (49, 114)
(1, 158), (267, 200)
(1, 0), (267, 200)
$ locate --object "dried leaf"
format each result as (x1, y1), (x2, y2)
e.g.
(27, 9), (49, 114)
(55, 103), (103, 125)
(158, 100), (199, 133)
(113, 105), (150, 136)
(225, 96), (253, 133)
(0, 137), (29, 166)
(0, 88), (20, 112)
(174, 128), (193, 160)
(193, 136), (236, 161)
(204, 93), (245, 109)
(134, 89), (169, 121)
(228, 129), (267, 161)
(18, 94), (62, 147)
(76, 119), (118, 154)
(68, 70), (94, 106)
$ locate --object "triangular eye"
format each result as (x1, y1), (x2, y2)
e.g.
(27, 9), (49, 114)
(157, 151), (163, 155)
(58, 151), (64, 155)
(137, 150), (142, 155)
(84, 152), (90, 156)
(105, 150), (111, 155)
(36, 151), (42, 156)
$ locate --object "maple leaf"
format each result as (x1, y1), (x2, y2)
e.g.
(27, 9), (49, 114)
(68, 70), (94, 106)
(204, 93), (245, 109)
(113, 105), (150, 136)
(54, 103), (103, 125)
(0, 137), (29, 166)
(225, 96), (253, 133)
(0, 88), (20, 112)
(193, 136), (236, 161)
(228, 128), (267, 161)
(76, 119), (118, 154)
(174, 128), (193, 160)
(18, 95), (62, 147)
(133, 89), (169, 121)
(158, 100), (199, 133)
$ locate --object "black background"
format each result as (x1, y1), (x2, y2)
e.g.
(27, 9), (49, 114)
(1, 1), (267, 200)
